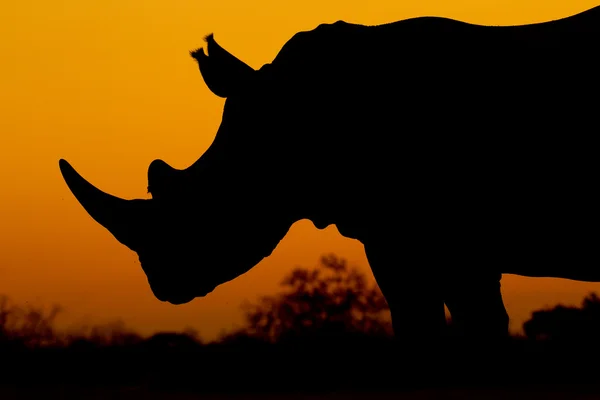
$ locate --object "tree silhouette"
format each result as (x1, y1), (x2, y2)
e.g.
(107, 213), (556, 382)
(0, 295), (62, 348)
(230, 254), (393, 344)
(65, 320), (143, 349)
(0, 295), (144, 350)
(523, 292), (600, 344)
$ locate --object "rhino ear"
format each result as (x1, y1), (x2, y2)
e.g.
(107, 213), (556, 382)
(190, 34), (255, 98)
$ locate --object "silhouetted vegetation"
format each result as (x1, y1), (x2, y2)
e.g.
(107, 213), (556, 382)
(221, 254), (393, 345)
(524, 293), (600, 346)
(0, 295), (144, 350)
(2, 256), (600, 393)
(0, 295), (63, 349)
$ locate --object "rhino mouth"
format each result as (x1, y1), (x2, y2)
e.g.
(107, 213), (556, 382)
(59, 158), (282, 305)
(138, 251), (216, 304)
(148, 271), (216, 304)
(150, 284), (199, 305)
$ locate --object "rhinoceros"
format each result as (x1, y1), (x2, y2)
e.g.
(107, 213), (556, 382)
(59, 5), (600, 342)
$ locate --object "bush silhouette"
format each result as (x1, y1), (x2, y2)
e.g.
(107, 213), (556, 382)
(0, 295), (62, 349)
(3, 266), (600, 390)
(0, 295), (143, 351)
(523, 292), (600, 345)
(224, 254), (393, 344)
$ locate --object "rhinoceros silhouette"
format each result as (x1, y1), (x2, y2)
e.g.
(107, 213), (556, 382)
(59, 5), (600, 343)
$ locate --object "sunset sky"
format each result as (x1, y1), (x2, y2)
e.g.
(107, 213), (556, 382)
(2, 0), (599, 342)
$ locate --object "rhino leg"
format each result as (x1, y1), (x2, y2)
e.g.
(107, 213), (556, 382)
(364, 240), (447, 345)
(443, 271), (509, 340)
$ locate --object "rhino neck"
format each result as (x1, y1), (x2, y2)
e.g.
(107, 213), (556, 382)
(302, 194), (368, 241)
(289, 170), (366, 239)
(170, 120), (360, 242)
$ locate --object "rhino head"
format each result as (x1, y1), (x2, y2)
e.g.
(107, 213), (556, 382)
(59, 34), (295, 305)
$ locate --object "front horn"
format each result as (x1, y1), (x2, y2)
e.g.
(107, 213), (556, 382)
(59, 159), (152, 252)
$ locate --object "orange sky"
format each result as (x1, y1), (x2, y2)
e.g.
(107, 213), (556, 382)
(1, 0), (599, 342)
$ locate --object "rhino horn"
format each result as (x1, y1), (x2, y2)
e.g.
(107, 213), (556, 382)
(59, 159), (152, 252)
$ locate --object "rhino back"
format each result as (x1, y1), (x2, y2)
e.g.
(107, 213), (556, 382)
(246, 11), (600, 274)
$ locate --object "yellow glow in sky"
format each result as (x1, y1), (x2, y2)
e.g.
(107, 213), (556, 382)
(1, 0), (599, 341)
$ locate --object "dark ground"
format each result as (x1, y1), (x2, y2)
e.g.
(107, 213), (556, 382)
(3, 269), (600, 399)
(3, 386), (600, 400)
(2, 337), (600, 399)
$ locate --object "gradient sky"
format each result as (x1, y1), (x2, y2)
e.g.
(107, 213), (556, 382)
(1, 0), (599, 342)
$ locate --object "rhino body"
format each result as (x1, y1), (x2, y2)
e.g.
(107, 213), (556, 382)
(59, 6), (600, 340)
